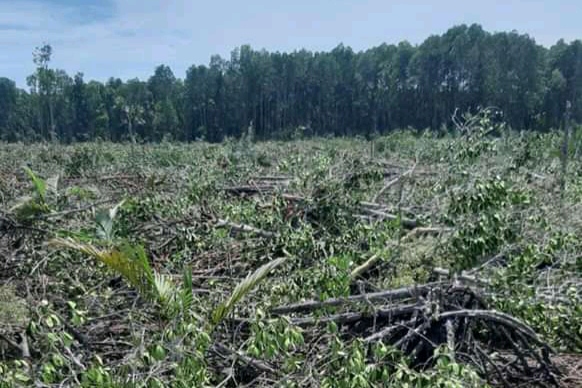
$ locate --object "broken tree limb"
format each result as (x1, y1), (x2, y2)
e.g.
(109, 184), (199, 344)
(350, 254), (382, 279)
(271, 282), (441, 315)
(359, 201), (388, 209)
(0, 331), (30, 359)
(402, 227), (454, 240)
(432, 267), (491, 286)
(363, 318), (417, 343)
(435, 309), (555, 353)
(474, 344), (512, 388)
(351, 228), (453, 280)
(215, 219), (277, 239)
(358, 208), (418, 229)
(281, 193), (307, 203)
(290, 303), (419, 327)
(372, 161), (417, 203)
(393, 318), (435, 351)
(211, 343), (280, 376)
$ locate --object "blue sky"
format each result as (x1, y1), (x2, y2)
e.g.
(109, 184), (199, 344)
(1, 0), (580, 88)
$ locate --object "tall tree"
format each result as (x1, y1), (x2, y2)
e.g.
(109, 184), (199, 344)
(27, 44), (56, 139)
(2, 26), (582, 143)
(0, 78), (17, 138)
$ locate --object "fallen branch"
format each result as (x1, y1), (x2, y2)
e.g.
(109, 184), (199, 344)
(359, 201), (388, 209)
(435, 309), (554, 352)
(280, 193), (305, 202)
(372, 161), (417, 203)
(271, 283), (440, 315)
(36, 199), (119, 220)
(290, 303), (418, 327)
(0, 331), (30, 358)
(357, 208), (418, 229)
(211, 343), (280, 376)
(350, 254), (382, 279)
(402, 227), (454, 240)
(432, 267), (491, 286)
(249, 176), (292, 182)
(363, 318), (417, 343)
(351, 228), (453, 280)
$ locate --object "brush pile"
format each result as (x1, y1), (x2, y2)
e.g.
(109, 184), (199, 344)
(0, 117), (580, 387)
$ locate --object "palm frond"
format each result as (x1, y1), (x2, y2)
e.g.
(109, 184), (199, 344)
(211, 256), (287, 326)
(51, 237), (156, 300)
(23, 166), (46, 203)
(10, 196), (50, 220)
(95, 199), (126, 242)
(154, 272), (176, 307)
(180, 266), (194, 313)
(108, 199), (125, 220)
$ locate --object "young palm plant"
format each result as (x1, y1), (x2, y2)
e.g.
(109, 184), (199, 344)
(211, 256), (287, 328)
(50, 201), (185, 318)
(10, 166), (58, 220)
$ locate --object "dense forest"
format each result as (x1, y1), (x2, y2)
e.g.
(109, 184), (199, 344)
(0, 23), (581, 143)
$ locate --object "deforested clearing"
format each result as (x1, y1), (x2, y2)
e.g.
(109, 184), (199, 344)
(0, 113), (580, 387)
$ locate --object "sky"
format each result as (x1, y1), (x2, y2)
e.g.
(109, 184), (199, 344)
(1, 0), (580, 88)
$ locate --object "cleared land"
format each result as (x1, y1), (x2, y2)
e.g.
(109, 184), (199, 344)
(0, 119), (581, 386)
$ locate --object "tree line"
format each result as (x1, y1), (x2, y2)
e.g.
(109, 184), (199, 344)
(0, 24), (581, 143)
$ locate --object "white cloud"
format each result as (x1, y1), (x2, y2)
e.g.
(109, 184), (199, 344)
(0, 0), (206, 87)
(1, 0), (580, 88)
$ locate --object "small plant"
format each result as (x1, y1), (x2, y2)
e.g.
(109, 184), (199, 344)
(51, 238), (158, 300)
(320, 332), (486, 388)
(10, 166), (58, 221)
(211, 256), (287, 327)
(94, 199), (125, 243)
(0, 360), (31, 387)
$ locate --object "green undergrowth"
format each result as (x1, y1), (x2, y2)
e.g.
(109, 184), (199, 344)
(0, 119), (581, 386)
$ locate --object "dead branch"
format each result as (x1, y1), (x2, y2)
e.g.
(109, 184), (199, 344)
(432, 267), (491, 286)
(363, 318), (417, 343)
(37, 199), (118, 219)
(435, 309), (554, 353)
(211, 343), (280, 377)
(357, 207), (418, 229)
(249, 176), (292, 182)
(0, 331), (30, 359)
(372, 161), (417, 203)
(290, 303), (419, 327)
(350, 254), (382, 279)
(215, 219), (277, 239)
(402, 227), (454, 240)
(271, 283), (440, 315)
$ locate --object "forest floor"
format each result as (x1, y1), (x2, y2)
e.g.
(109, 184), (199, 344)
(0, 119), (581, 386)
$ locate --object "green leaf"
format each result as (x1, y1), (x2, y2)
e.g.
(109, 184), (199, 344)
(180, 266), (194, 312)
(211, 256), (287, 327)
(50, 237), (156, 301)
(95, 200), (125, 242)
(23, 166), (47, 202)
(95, 210), (114, 241)
(14, 372), (31, 382)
